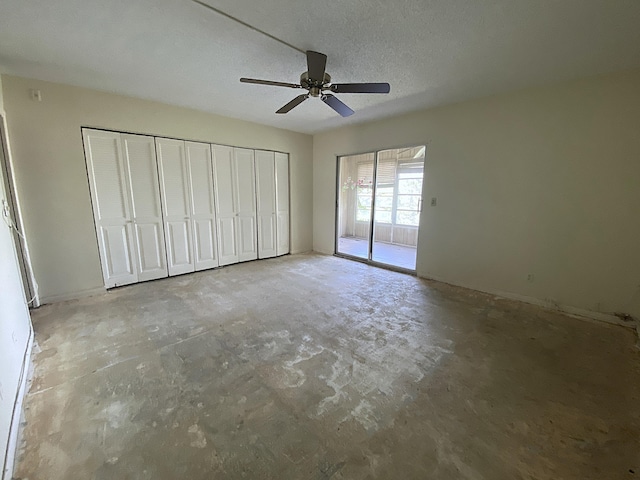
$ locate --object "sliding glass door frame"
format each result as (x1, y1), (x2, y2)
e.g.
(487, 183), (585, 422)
(334, 145), (426, 274)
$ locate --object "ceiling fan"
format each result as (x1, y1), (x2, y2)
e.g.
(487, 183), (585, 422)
(240, 51), (391, 117)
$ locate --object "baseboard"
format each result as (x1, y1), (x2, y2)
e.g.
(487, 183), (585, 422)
(290, 249), (314, 255)
(2, 323), (34, 480)
(39, 286), (106, 305)
(418, 272), (630, 329)
(493, 290), (630, 327)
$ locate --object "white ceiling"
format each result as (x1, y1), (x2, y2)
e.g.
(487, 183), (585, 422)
(1, 0), (639, 134)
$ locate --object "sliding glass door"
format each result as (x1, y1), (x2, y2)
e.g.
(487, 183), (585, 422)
(336, 146), (425, 271)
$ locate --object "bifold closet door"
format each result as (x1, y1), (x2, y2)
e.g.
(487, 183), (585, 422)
(212, 145), (238, 266)
(275, 152), (290, 256)
(185, 142), (219, 270)
(156, 138), (195, 276)
(83, 129), (138, 288)
(121, 134), (168, 282)
(212, 145), (257, 265)
(234, 148), (258, 262)
(255, 150), (277, 259)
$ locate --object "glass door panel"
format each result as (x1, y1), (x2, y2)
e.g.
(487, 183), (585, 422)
(371, 147), (425, 270)
(336, 153), (374, 260)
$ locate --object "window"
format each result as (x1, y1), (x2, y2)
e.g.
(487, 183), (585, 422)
(395, 167), (423, 226)
(354, 159), (423, 227)
(373, 158), (395, 224)
(374, 185), (393, 223)
(355, 162), (373, 222)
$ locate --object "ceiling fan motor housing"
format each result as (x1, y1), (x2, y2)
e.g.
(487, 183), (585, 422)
(301, 71), (331, 97)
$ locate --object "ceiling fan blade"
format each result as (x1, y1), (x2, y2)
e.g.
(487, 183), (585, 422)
(329, 83), (391, 94)
(240, 78), (301, 89)
(321, 94), (354, 117)
(306, 51), (327, 81)
(276, 94), (309, 114)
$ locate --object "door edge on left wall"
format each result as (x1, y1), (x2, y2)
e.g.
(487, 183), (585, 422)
(0, 113), (39, 307)
(0, 110), (35, 479)
(2, 328), (33, 480)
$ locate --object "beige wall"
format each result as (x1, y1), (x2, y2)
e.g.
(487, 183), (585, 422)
(314, 69), (640, 320)
(2, 75), (313, 302)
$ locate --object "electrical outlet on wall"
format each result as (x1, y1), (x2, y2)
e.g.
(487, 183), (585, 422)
(29, 89), (42, 102)
(527, 274), (534, 282)
(430, 197), (437, 207)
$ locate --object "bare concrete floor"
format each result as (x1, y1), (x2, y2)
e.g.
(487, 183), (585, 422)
(14, 254), (640, 479)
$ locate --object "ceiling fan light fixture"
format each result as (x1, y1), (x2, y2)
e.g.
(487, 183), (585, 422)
(240, 50), (390, 117)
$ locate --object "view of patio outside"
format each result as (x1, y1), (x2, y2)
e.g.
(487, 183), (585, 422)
(336, 146), (425, 271)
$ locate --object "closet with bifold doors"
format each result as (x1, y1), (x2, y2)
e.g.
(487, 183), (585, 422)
(83, 128), (290, 290)
(83, 129), (168, 288)
(155, 138), (220, 276)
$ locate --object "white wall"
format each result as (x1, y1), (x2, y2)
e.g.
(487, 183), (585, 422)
(314, 69), (640, 320)
(0, 115), (32, 479)
(1, 75), (313, 303)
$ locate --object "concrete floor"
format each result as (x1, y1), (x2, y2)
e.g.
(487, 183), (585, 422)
(14, 254), (640, 479)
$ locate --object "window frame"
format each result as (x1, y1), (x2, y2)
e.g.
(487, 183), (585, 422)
(354, 159), (424, 228)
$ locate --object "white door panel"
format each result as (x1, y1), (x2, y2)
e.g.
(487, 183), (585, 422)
(82, 129), (138, 288)
(255, 150), (277, 258)
(166, 220), (193, 275)
(157, 140), (190, 217)
(234, 148), (256, 215)
(217, 217), (237, 266)
(156, 138), (195, 276)
(134, 223), (164, 273)
(277, 212), (290, 255)
(100, 224), (137, 285)
(186, 142), (218, 270)
(193, 218), (217, 270)
(212, 145), (239, 266)
(123, 135), (162, 218)
(234, 148), (257, 261)
(122, 134), (167, 281)
(258, 214), (277, 256)
(237, 216), (257, 262)
(187, 143), (215, 216)
(89, 136), (129, 220)
(275, 152), (290, 256)
(212, 146), (236, 216)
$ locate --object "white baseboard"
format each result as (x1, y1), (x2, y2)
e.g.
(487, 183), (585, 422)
(419, 272), (631, 329)
(492, 290), (629, 327)
(39, 286), (106, 305)
(2, 324), (33, 480)
(290, 249), (314, 255)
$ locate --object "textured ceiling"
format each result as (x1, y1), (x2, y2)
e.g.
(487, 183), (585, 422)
(1, 0), (640, 134)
